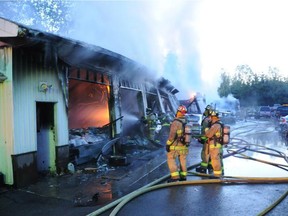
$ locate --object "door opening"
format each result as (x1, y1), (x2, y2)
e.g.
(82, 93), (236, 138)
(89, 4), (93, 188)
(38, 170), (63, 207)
(36, 102), (55, 175)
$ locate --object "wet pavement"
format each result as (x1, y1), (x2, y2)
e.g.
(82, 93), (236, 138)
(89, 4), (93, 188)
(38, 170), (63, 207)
(0, 119), (288, 216)
(0, 140), (174, 216)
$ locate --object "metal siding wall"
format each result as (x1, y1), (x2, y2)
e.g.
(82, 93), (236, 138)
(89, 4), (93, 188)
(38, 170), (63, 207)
(0, 47), (14, 184)
(13, 50), (68, 154)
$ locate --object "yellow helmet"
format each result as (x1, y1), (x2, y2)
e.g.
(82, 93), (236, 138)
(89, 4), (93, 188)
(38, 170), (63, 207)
(211, 110), (219, 117)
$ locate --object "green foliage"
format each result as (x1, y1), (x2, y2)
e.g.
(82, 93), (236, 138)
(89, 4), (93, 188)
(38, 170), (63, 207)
(0, 0), (74, 34)
(218, 65), (288, 107)
(217, 71), (231, 97)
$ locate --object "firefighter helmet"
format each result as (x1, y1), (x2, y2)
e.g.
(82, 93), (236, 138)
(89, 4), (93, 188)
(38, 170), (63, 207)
(205, 105), (212, 110)
(203, 105), (213, 117)
(211, 110), (219, 117)
(177, 105), (187, 115)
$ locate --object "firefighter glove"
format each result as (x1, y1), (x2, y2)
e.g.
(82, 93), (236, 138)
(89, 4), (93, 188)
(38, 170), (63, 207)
(198, 136), (208, 144)
(166, 145), (171, 152)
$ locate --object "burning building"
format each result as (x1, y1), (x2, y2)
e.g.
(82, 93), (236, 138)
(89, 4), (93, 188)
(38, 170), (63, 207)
(0, 18), (180, 187)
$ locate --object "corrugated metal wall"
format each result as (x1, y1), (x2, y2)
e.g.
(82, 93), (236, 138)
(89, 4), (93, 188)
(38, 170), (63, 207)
(12, 48), (68, 154)
(0, 47), (14, 184)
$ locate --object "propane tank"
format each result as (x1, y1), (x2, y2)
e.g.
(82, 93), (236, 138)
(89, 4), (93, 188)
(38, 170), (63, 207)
(67, 162), (75, 174)
(184, 123), (192, 144)
(223, 125), (230, 144)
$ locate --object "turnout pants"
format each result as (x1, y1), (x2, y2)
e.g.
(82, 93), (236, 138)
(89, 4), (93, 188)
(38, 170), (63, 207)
(205, 143), (222, 176)
(167, 145), (189, 180)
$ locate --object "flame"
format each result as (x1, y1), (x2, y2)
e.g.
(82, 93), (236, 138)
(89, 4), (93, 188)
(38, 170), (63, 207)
(68, 79), (109, 129)
(189, 92), (197, 101)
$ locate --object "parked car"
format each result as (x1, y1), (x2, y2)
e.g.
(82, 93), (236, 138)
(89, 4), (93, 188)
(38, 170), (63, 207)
(246, 108), (257, 118)
(218, 111), (236, 125)
(275, 105), (288, 118)
(270, 104), (281, 117)
(272, 104), (281, 111)
(255, 106), (271, 119)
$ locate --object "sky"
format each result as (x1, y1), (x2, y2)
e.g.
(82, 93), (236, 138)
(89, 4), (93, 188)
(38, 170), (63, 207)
(4, 0), (288, 103)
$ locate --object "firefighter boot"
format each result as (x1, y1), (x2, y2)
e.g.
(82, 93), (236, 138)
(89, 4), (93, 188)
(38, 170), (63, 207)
(208, 165), (213, 174)
(167, 178), (178, 183)
(195, 166), (207, 174)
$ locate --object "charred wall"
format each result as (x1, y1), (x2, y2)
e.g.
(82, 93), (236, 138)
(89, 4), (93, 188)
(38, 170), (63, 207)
(0, 18), (181, 187)
(11, 152), (38, 188)
(55, 145), (70, 174)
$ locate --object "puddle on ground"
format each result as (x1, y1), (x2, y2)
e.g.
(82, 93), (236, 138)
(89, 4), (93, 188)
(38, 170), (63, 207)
(225, 120), (288, 178)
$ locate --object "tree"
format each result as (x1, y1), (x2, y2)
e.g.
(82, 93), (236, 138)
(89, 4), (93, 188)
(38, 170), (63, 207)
(0, 0), (74, 34)
(218, 65), (288, 107)
(217, 70), (231, 98)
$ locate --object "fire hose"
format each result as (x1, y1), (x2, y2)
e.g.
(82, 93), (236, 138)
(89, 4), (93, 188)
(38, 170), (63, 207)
(88, 117), (286, 215)
(87, 141), (288, 216)
(108, 177), (288, 216)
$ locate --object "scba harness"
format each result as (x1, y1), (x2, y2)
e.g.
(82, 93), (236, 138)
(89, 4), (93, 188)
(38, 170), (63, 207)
(173, 119), (192, 145)
(211, 121), (230, 145)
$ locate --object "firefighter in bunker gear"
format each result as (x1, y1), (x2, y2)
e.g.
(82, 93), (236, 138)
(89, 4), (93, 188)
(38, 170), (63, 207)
(196, 105), (213, 174)
(158, 112), (173, 145)
(204, 110), (223, 177)
(143, 108), (159, 141)
(166, 105), (189, 182)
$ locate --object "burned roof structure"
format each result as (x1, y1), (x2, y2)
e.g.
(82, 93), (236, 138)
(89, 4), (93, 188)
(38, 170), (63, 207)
(0, 17), (157, 81)
(0, 17), (180, 187)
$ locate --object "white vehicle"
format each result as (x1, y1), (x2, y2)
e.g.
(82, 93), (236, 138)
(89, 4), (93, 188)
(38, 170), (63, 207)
(256, 106), (271, 119)
(186, 113), (203, 137)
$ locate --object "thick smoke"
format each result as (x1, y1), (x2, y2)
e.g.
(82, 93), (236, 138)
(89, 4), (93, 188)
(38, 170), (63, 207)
(68, 1), (204, 101)
(5, 0), (285, 104)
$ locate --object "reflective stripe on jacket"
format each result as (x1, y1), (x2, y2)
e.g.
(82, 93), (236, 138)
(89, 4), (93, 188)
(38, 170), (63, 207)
(209, 143), (222, 148)
(169, 145), (188, 151)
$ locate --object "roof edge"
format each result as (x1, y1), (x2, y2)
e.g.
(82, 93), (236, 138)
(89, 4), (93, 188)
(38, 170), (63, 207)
(0, 17), (18, 37)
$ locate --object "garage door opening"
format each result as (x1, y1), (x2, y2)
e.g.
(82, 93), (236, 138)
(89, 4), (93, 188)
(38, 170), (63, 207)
(68, 79), (110, 129)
